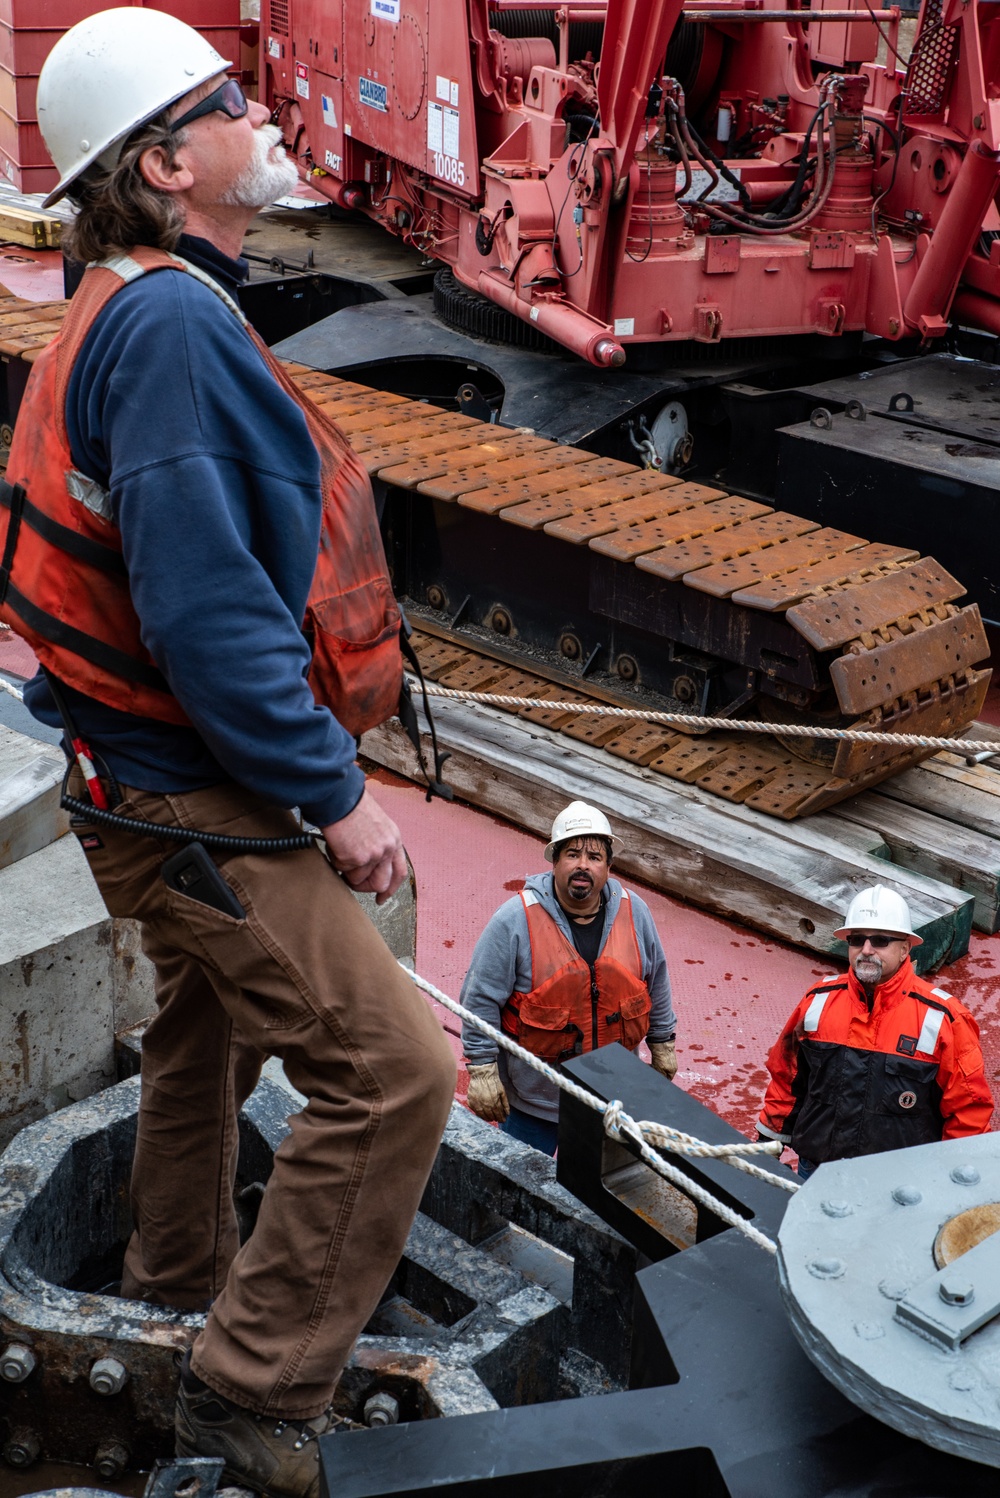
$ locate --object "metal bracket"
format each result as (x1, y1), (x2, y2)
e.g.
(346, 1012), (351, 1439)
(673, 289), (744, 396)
(895, 1228), (1000, 1350)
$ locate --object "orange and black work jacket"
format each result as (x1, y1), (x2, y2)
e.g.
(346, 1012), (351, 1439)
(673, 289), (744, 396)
(0, 246), (401, 739)
(758, 956), (993, 1163)
(501, 889), (652, 1063)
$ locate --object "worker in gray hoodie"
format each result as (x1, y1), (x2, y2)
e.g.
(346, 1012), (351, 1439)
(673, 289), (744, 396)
(460, 801), (678, 1154)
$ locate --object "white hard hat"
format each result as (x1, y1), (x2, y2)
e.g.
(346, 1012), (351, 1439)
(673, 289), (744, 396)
(38, 8), (232, 208)
(544, 800), (624, 862)
(834, 884), (922, 948)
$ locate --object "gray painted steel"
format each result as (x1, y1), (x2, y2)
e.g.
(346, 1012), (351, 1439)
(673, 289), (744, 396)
(778, 1134), (1000, 1466)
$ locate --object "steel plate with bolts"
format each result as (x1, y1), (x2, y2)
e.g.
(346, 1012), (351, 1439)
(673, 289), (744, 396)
(778, 1134), (1000, 1466)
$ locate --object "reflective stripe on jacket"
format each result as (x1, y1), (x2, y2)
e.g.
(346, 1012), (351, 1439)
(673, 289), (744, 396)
(501, 889), (651, 1063)
(758, 956), (993, 1163)
(0, 246), (401, 737)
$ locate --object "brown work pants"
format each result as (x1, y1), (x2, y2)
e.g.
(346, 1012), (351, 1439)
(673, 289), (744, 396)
(71, 772), (456, 1419)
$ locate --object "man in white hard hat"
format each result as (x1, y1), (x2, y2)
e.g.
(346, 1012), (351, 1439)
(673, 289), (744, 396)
(461, 801), (678, 1154)
(758, 884), (992, 1179)
(0, 12), (456, 1497)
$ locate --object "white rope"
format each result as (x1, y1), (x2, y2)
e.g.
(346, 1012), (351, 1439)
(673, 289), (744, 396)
(408, 678), (999, 758)
(404, 962), (798, 1257)
(0, 674), (23, 702)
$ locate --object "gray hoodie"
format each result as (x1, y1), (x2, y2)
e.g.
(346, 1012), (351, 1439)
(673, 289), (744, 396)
(460, 872), (676, 1121)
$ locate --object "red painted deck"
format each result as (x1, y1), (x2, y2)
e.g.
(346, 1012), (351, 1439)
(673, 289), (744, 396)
(0, 246), (64, 303)
(369, 766), (1000, 1140)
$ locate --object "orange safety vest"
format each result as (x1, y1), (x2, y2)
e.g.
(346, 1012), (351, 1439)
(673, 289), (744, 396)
(0, 245), (401, 738)
(501, 889), (652, 1063)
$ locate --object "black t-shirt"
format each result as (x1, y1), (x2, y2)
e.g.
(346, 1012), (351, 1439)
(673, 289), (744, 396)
(565, 897), (607, 968)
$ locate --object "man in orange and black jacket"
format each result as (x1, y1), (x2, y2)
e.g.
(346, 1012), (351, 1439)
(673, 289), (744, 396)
(757, 884), (993, 1180)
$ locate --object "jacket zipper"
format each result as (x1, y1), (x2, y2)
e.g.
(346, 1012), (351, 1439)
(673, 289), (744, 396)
(590, 965), (599, 1052)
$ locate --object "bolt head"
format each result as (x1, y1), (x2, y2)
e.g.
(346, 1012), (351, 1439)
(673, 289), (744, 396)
(892, 1184), (922, 1206)
(0, 1345), (36, 1383)
(808, 1256), (845, 1279)
(940, 1278), (975, 1306)
(950, 1164), (981, 1186)
(820, 1199), (853, 1218)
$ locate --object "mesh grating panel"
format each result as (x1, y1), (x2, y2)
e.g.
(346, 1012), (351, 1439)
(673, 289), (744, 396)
(269, 0), (290, 35)
(905, 0), (958, 115)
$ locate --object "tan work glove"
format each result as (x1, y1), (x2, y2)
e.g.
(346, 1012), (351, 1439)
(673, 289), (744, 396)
(648, 1041), (678, 1081)
(466, 1062), (510, 1122)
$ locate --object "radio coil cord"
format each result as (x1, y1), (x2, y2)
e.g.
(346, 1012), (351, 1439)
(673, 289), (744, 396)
(61, 773), (317, 853)
(46, 670), (316, 854)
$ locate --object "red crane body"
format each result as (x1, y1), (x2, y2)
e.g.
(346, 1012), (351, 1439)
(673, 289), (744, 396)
(265, 0), (1000, 365)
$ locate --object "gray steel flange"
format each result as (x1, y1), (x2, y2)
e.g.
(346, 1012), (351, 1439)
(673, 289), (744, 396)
(778, 1134), (1000, 1467)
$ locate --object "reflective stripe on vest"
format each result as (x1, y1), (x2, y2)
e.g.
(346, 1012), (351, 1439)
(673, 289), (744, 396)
(0, 246), (401, 735)
(916, 1006), (946, 1056)
(803, 992), (830, 1033)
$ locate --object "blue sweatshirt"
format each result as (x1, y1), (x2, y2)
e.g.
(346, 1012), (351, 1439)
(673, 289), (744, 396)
(23, 235), (365, 827)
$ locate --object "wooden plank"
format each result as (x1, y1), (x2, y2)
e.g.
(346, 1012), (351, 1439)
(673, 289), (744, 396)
(0, 205), (62, 250)
(804, 814), (891, 862)
(360, 698), (974, 972)
(876, 754), (1000, 846)
(824, 789), (1000, 934)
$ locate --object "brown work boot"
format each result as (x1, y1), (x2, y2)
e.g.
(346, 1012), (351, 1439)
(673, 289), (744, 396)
(175, 1354), (362, 1498)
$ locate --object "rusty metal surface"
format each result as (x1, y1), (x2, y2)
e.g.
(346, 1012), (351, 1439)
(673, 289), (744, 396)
(406, 627), (987, 820)
(589, 496), (769, 562)
(541, 487), (706, 545)
(0, 294), (989, 820)
(829, 667), (991, 779)
(830, 607), (991, 716)
(0, 1077), (633, 1479)
(729, 543), (920, 612)
(786, 558), (967, 651)
(637, 512), (822, 582)
(934, 1204), (1000, 1268)
(687, 528), (869, 601)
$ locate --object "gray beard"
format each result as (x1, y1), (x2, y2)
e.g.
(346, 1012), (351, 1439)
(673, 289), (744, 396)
(221, 125), (300, 209)
(854, 956), (883, 988)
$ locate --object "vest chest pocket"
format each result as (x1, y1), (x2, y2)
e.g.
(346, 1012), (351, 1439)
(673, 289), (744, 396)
(877, 1054), (940, 1117)
(603, 988), (651, 1051)
(503, 998), (583, 1062)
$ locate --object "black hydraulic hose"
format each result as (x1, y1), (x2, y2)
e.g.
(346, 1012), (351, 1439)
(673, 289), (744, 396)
(62, 784), (317, 852)
(684, 119), (751, 208)
(666, 109), (693, 197)
(764, 102), (826, 217)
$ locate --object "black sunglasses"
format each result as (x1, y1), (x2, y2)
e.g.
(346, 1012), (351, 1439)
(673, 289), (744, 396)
(846, 933), (903, 949)
(171, 78), (249, 134)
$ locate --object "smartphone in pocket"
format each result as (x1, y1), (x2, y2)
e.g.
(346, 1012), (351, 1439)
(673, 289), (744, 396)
(162, 842), (246, 920)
